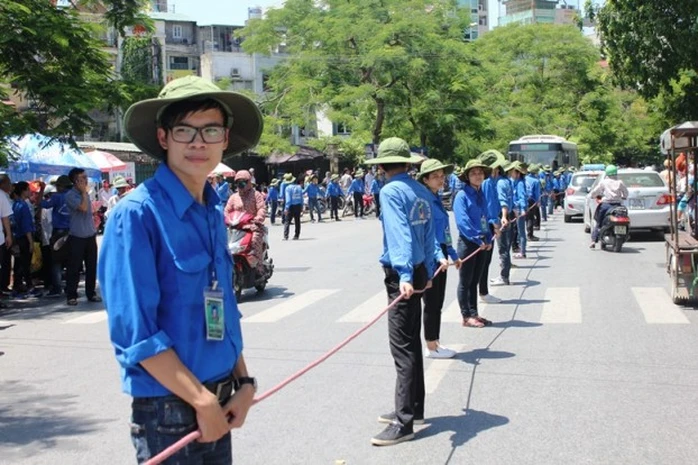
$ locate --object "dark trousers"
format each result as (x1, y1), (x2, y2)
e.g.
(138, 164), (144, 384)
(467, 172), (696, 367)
(329, 196), (339, 220)
(526, 199), (539, 237)
(12, 236), (32, 291)
(375, 193), (381, 217)
(497, 225), (513, 280)
(1, 243), (11, 290)
(384, 263), (427, 430)
(270, 199), (278, 224)
(283, 204), (302, 239)
(66, 235), (98, 300)
(423, 246), (448, 342)
(457, 238), (487, 319)
(131, 396), (232, 464)
(478, 242), (494, 296)
(592, 202), (618, 243)
(353, 192), (364, 217)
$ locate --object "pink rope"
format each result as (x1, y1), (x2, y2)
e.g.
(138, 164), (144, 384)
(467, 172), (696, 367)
(144, 249), (483, 465)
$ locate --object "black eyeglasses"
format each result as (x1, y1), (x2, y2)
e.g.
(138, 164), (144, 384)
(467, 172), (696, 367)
(169, 125), (226, 144)
(236, 181), (248, 188)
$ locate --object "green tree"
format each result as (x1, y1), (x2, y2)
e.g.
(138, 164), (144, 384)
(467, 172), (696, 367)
(594, 0), (698, 121)
(238, 0), (480, 159)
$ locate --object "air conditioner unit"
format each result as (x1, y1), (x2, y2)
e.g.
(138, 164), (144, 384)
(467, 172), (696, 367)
(230, 68), (240, 77)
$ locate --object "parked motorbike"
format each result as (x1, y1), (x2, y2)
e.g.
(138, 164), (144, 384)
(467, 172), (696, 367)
(341, 193), (375, 217)
(227, 210), (274, 300)
(597, 203), (630, 252)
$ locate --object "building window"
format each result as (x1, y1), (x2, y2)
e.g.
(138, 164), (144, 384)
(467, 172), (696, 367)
(169, 56), (189, 70)
(335, 123), (351, 135)
(173, 25), (183, 39)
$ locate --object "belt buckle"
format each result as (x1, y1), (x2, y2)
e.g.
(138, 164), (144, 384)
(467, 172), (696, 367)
(215, 380), (232, 402)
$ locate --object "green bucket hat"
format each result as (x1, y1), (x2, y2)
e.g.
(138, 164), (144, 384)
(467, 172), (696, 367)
(283, 172), (295, 182)
(462, 159), (491, 178)
(354, 169), (365, 177)
(528, 163), (541, 174)
(490, 158), (508, 172)
(544, 165), (552, 172)
(505, 161), (526, 175)
(270, 178), (280, 186)
(477, 149), (507, 167)
(365, 137), (423, 165)
(418, 159), (453, 179)
(123, 75), (263, 160)
(112, 176), (129, 189)
(331, 174), (340, 182)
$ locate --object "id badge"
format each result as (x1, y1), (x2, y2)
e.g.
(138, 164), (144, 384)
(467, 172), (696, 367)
(444, 227), (453, 247)
(204, 285), (225, 341)
(480, 216), (489, 234)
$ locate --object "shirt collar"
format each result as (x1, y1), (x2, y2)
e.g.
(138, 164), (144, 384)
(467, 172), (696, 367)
(154, 164), (220, 219)
(386, 172), (410, 184)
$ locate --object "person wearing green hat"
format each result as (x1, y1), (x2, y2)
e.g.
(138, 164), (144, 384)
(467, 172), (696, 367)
(524, 165), (541, 240)
(266, 178), (280, 224)
(417, 159), (457, 359)
(303, 173), (322, 223)
(284, 173), (304, 240)
(348, 169), (366, 218)
(490, 160), (517, 287)
(540, 165), (554, 220)
(589, 164), (629, 249)
(369, 170), (385, 217)
(98, 75), (261, 463)
(325, 174), (342, 221)
(365, 137), (434, 447)
(504, 161), (529, 264)
(478, 156), (508, 304)
(447, 166), (464, 204)
(453, 159), (494, 328)
(279, 171), (294, 214)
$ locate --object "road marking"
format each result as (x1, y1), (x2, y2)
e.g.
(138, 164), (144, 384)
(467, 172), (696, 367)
(539, 287), (582, 323)
(632, 288), (690, 324)
(244, 289), (340, 323)
(425, 344), (465, 394)
(337, 291), (387, 323)
(63, 311), (107, 324)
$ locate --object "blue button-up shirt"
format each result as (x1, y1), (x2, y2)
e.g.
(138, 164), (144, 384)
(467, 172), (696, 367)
(97, 165), (242, 397)
(379, 173), (435, 283)
(348, 178), (365, 195)
(430, 192), (458, 263)
(284, 184), (303, 208)
(370, 179), (383, 195)
(454, 184), (493, 246)
(12, 199), (34, 237)
(513, 178), (527, 211)
(65, 188), (97, 238)
(496, 175), (514, 212)
(481, 177), (501, 226)
(279, 181), (290, 201)
(266, 186), (279, 202)
(304, 183), (320, 198)
(525, 174), (541, 202)
(326, 181), (341, 197)
(41, 192), (71, 230)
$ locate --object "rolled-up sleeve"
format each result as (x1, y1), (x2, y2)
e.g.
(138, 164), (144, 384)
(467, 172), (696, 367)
(382, 191), (414, 283)
(98, 203), (171, 368)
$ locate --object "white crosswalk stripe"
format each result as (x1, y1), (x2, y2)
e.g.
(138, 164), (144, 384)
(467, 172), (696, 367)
(424, 344), (466, 394)
(63, 311), (107, 324)
(539, 287), (582, 324)
(632, 287), (690, 324)
(243, 289), (340, 323)
(337, 291), (387, 323)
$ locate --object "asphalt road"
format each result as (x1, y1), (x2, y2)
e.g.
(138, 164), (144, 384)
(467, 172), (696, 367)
(2, 210), (698, 465)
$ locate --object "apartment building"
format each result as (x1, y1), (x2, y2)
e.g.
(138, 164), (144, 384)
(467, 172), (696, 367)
(499, 0), (580, 27)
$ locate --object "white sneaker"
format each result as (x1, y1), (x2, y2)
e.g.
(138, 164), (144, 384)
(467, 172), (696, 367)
(425, 346), (456, 359)
(479, 294), (502, 304)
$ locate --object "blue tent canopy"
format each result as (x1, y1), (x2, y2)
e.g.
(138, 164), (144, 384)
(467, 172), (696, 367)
(6, 134), (102, 182)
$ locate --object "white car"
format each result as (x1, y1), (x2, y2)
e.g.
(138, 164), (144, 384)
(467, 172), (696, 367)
(583, 169), (671, 234)
(564, 171), (603, 222)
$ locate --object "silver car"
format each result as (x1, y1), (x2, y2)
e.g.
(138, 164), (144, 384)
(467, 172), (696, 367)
(564, 171), (602, 222)
(583, 169), (671, 234)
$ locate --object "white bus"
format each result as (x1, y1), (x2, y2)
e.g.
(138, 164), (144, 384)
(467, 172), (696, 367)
(507, 135), (579, 169)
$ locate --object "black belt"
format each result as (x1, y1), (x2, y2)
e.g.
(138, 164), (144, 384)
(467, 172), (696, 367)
(203, 375), (235, 404)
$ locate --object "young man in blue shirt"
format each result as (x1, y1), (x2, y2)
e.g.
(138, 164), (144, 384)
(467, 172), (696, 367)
(348, 169), (366, 218)
(303, 174), (322, 222)
(365, 137), (435, 446)
(266, 178), (280, 225)
(39, 175), (73, 297)
(370, 171), (384, 217)
(326, 174), (342, 221)
(283, 173), (303, 240)
(525, 165), (541, 241)
(98, 76), (262, 464)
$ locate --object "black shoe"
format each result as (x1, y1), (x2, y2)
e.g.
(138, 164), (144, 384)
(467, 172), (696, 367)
(283, 237), (288, 241)
(371, 423), (414, 446)
(292, 236), (299, 240)
(378, 412), (424, 426)
(528, 236), (540, 242)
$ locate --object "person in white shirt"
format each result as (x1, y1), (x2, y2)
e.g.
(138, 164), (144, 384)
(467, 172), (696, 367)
(0, 174), (13, 300)
(249, 168), (257, 186)
(98, 180), (116, 210)
(104, 176), (131, 219)
(340, 168), (353, 194)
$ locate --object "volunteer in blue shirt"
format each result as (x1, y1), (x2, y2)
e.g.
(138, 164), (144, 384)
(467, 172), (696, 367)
(283, 173), (303, 240)
(491, 161), (517, 287)
(365, 137), (435, 447)
(39, 175), (73, 297)
(541, 165), (554, 219)
(477, 150), (507, 304)
(525, 165), (541, 241)
(326, 174), (342, 221)
(266, 178), (280, 225)
(512, 163), (529, 259)
(418, 159), (457, 359)
(303, 174), (322, 222)
(454, 159), (494, 329)
(348, 170), (366, 218)
(552, 170), (563, 210)
(279, 172), (293, 213)
(98, 76), (261, 464)
(370, 172), (384, 218)
(11, 182), (35, 295)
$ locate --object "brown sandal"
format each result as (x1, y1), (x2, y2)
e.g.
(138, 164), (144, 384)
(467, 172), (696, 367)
(462, 317), (485, 328)
(476, 316), (493, 326)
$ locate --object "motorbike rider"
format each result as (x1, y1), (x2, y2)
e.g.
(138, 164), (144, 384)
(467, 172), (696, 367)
(224, 170), (267, 272)
(589, 165), (629, 249)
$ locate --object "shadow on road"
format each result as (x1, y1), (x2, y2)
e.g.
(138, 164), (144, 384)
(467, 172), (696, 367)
(455, 348), (516, 366)
(0, 379), (107, 453)
(489, 319), (543, 329)
(239, 286), (294, 303)
(500, 298), (549, 305)
(415, 408), (509, 449)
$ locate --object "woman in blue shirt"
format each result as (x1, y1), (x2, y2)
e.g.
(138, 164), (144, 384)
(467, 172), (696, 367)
(326, 174), (342, 221)
(453, 159), (494, 328)
(11, 181), (36, 295)
(266, 178), (280, 225)
(418, 159), (458, 358)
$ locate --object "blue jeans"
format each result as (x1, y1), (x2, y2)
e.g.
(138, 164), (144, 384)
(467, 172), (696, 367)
(130, 396), (232, 465)
(497, 225), (513, 280)
(308, 197), (321, 221)
(516, 215), (527, 256)
(548, 192), (555, 215)
(269, 199), (278, 224)
(540, 195), (549, 221)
